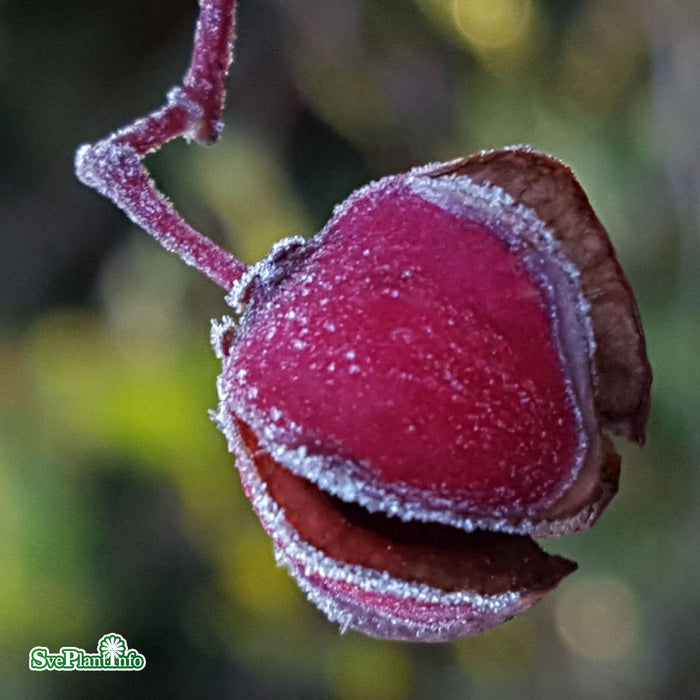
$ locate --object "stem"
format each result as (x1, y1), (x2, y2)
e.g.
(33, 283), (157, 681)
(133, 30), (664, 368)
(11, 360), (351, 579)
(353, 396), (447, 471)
(74, 0), (246, 291)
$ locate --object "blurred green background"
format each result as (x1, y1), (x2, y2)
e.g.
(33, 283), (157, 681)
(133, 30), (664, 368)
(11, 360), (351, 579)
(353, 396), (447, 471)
(1, 0), (699, 697)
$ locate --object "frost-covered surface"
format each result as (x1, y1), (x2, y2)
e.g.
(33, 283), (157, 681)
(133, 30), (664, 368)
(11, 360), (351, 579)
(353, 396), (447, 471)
(212, 167), (599, 531)
(228, 424), (534, 642)
(227, 236), (308, 314)
(74, 133), (245, 292)
(74, 0), (244, 291)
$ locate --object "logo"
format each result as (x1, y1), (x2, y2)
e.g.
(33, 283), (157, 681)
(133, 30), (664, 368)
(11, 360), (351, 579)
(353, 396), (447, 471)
(29, 633), (146, 672)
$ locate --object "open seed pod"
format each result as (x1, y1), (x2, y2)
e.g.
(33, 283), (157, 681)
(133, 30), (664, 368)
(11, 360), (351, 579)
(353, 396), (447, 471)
(211, 147), (651, 641)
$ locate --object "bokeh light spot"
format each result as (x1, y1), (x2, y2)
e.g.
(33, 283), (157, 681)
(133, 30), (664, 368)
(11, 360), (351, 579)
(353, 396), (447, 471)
(554, 574), (639, 661)
(451, 0), (531, 49)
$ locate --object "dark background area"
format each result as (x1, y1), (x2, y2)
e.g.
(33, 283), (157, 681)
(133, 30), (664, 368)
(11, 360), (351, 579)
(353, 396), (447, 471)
(1, 0), (699, 698)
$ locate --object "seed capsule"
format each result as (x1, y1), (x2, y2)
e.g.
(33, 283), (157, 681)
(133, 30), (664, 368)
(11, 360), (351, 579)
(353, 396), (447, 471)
(210, 147), (651, 641)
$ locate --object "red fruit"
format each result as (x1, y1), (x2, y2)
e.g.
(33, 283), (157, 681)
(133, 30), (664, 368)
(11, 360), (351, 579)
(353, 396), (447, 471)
(210, 148), (650, 641)
(75, 1), (651, 642)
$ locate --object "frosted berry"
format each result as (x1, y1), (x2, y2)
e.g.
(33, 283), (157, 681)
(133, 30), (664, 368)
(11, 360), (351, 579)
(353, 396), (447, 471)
(74, 1), (651, 642)
(210, 148), (650, 640)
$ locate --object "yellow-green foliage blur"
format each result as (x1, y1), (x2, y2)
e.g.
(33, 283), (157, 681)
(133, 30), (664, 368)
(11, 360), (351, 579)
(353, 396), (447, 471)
(1, 1), (699, 698)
